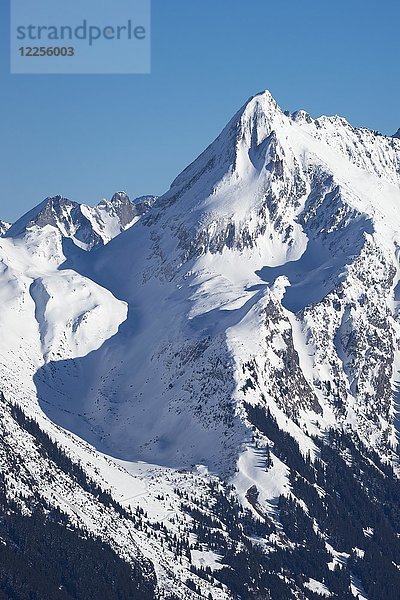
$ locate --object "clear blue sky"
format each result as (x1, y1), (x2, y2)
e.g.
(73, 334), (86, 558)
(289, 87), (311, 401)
(0, 0), (399, 223)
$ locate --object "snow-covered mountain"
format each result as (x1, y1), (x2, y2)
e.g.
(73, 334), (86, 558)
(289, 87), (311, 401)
(1, 91), (400, 599)
(5, 191), (156, 250)
(45, 90), (399, 468)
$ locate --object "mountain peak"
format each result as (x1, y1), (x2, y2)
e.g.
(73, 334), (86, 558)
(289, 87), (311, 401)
(39, 195), (77, 212)
(291, 109), (313, 124)
(5, 195), (78, 239)
(238, 89), (282, 126)
(246, 89), (280, 110)
(392, 128), (400, 139)
(44, 194), (71, 203)
(110, 191), (130, 205)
